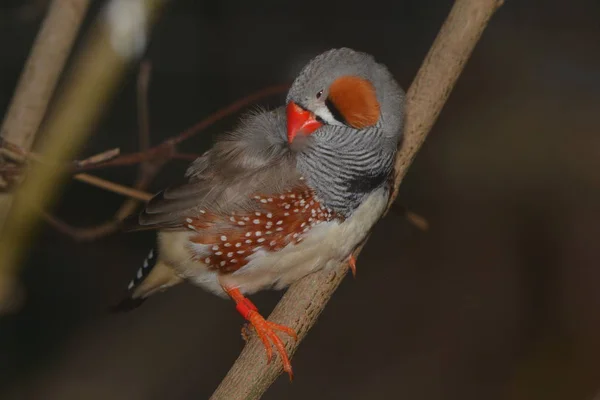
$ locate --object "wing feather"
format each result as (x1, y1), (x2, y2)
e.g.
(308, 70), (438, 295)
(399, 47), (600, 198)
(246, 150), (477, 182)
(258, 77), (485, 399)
(137, 107), (301, 230)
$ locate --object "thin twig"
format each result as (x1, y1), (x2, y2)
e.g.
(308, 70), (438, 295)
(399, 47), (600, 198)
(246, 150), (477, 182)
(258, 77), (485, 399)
(73, 173), (152, 202)
(0, 0), (91, 312)
(1, 141), (120, 169)
(43, 61), (157, 241)
(42, 212), (124, 241)
(137, 61), (152, 154)
(404, 210), (429, 231)
(390, 202), (429, 231)
(210, 0), (504, 398)
(75, 147), (120, 167)
(74, 84), (289, 172)
(108, 59), (159, 220)
(0, 84), (289, 183)
(43, 171), (154, 242)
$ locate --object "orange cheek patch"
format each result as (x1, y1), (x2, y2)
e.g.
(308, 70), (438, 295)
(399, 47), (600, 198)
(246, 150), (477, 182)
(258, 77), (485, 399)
(328, 76), (380, 129)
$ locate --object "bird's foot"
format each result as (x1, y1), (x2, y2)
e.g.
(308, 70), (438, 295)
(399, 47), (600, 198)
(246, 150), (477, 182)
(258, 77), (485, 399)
(225, 287), (297, 380)
(348, 255), (357, 278)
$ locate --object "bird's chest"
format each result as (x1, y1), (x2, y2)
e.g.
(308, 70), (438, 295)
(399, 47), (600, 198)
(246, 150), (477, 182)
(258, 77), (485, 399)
(157, 188), (388, 296)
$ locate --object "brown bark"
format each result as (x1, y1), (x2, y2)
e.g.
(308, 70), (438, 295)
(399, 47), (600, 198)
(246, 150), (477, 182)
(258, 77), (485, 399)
(0, 0), (90, 225)
(210, 0), (504, 399)
(0, 0), (91, 312)
(0, 0), (90, 151)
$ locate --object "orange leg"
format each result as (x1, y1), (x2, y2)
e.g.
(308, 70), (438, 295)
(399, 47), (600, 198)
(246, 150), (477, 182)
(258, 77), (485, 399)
(224, 286), (298, 380)
(348, 255), (357, 278)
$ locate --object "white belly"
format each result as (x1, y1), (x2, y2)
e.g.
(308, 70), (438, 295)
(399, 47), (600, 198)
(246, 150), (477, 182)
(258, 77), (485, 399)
(157, 189), (387, 296)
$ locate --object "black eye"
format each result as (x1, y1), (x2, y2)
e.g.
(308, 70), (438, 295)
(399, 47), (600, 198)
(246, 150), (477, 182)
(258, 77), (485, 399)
(316, 90), (323, 99)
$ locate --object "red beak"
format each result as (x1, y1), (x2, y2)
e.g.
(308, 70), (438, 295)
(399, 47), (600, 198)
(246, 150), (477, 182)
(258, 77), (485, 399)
(286, 102), (323, 143)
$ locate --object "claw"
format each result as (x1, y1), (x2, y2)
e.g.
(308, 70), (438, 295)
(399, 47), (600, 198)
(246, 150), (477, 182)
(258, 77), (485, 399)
(224, 286), (297, 380)
(241, 323), (251, 342)
(348, 255), (357, 278)
(247, 311), (296, 379)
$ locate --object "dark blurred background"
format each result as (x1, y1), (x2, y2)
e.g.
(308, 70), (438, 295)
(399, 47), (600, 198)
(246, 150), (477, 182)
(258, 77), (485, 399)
(1, 0), (600, 399)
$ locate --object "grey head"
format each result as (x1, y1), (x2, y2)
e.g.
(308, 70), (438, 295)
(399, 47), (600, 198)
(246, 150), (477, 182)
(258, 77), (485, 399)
(285, 48), (405, 217)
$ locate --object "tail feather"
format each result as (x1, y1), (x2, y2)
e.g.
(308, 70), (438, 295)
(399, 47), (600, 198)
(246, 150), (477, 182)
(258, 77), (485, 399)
(111, 248), (182, 313)
(110, 297), (146, 313)
(128, 248), (158, 292)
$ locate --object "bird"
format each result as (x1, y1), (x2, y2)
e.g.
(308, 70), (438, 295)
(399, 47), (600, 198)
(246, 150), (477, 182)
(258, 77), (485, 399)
(113, 47), (405, 379)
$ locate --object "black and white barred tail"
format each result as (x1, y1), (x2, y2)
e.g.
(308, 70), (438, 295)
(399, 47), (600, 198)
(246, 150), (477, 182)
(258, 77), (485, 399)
(110, 248), (158, 312)
(128, 248), (158, 291)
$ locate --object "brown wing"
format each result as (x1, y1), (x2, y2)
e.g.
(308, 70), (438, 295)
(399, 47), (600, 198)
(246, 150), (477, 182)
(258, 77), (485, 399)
(137, 107), (300, 230)
(186, 183), (340, 273)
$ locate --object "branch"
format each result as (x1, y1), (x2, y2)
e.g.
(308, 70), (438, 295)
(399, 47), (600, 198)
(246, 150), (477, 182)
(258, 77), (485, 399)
(62, 60), (165, 240)
(0, 142), (120, 169)
(0, 84), (289, 181)
(137, 61), (152, 154)
(41, 171), (153, 242)
(0, 0), (91, 312)
(73, 173), (152, 202)
(73, 84), (289, 172)
(94, 59), (160, 227)
(210, 0), (504, 398)
(75, 147), (121, 167)
(0, 0), (90, 152)
(0, 0), (167, 312)
(390, 203), (430, 231)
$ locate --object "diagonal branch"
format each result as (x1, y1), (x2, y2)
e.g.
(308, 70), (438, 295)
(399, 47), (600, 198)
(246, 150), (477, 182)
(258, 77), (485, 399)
(0, 0), (91, 312)
(210, 0), (504, 399)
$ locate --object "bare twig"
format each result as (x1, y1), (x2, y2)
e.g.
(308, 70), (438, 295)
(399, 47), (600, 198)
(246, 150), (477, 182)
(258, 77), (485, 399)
(42, 212), (125, 241)
(390, 202), (430, 231)
(43, 170), (154, 242)
(99, 59), (161, 227)
(0, 140), (120, 169)
(0, 0), (91, 216)
(43, 173), (157, 241)
(210, 0), (504, 398)
(1, 84), (288, 180)
(0, 0), (91, 312)
(137, 61), (152, 154)
(0, 0), (90, 152)
(41, 61), (158, 241)
(75, 148), (120, 167)
(74, 84), (290, 172)
(404, 210), (429, 231)
(0, 0), (167, 312)
(73, 173), (152, 202)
